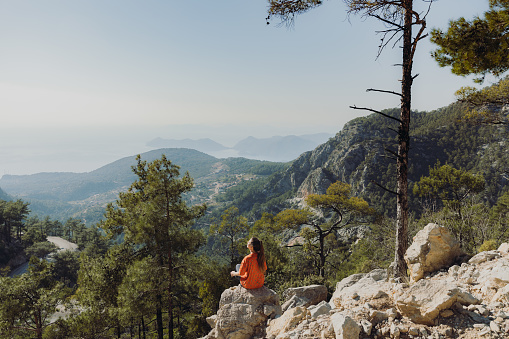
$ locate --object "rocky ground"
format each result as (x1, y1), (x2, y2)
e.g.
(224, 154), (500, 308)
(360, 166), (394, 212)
(202, 224), (509, 339)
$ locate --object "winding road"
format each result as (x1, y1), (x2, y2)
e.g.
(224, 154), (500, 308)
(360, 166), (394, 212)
(46, 236), (78, 251)
(8, 237), (78, 277)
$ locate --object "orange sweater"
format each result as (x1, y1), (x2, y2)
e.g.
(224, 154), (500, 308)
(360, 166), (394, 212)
(239, 252), (267, 289)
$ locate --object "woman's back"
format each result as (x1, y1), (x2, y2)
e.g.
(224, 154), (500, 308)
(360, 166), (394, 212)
(239, 252), (267, 289)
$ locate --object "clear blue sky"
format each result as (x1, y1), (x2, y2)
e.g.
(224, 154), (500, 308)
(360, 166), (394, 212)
(0, 0), (491, 175)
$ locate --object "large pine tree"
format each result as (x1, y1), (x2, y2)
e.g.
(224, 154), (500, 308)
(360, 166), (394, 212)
(101, 154), (206, 339)
(431, 0), (509, 124)
(267, 0), (429, 279)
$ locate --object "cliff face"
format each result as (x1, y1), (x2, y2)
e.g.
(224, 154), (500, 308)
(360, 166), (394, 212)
(267, 120), (386, 199)
(257, 106), (509, 217)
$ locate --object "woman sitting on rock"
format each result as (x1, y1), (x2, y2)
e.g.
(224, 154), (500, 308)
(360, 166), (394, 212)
(230, 237), (267, 289)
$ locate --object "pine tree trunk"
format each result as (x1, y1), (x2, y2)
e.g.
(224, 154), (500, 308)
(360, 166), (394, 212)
(156, 294), (163, 339)
(319, 233), (326, 278)
(393, 0), (413, 279)
(142, 316), (146, 339)
(156, 251), (164, 339)
(168, 245), (174, 339)
(35, 308), (43, 339)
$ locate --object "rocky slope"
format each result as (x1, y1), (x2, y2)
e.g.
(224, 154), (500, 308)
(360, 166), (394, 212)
(202, 224), (509, 339)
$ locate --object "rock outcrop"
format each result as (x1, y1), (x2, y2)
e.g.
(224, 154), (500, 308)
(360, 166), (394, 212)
(202, 285), (281, 339)
(204, 234), (509, 338)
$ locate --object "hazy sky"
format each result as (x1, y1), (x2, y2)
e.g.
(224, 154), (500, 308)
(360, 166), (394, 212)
(0, 1), (491, 175)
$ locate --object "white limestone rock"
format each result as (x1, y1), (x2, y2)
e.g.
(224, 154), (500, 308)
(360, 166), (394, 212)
(369, 310), (389, 325)
(266, 306), (308, 339)
(396, 279), (479, 325)
(330, 312), (360, 339)
(282, 285), (328, 312)
(469, 250), (501, 264)
(405, 223), (464, 283)
(493, 284), (509, 303)
(359, 319), (372, 336)
(204, 285), (281, 339)
(308, 301), (332, 319)
(206, 315), (217, 328)
(330, 269), (390, 309)
(498, 243), (509, 254)
(448, 264), (480, 284)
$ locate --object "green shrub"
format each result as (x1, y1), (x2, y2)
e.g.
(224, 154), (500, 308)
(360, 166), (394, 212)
(478, 239), (498, 253)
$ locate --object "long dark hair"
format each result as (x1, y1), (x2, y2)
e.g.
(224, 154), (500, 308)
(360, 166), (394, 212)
(250, 237), (266, 273)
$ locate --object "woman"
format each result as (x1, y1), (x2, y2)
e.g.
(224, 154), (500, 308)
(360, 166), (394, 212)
(230, 237), (267, 289)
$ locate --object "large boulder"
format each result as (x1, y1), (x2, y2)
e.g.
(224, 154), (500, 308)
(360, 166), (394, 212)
(202, 285), (281, 339)
(396, 279), (479, 325)
(265, 306), (308, 339)
(330, 312), (361, 339)
(281, 284), (328, 312)
(308, 300), (332, 319)
(330, 269), (390, 309)
(405, 223), (464, 282)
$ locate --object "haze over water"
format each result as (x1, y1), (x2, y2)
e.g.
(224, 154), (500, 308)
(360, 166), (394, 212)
(0, 1), (488, 176)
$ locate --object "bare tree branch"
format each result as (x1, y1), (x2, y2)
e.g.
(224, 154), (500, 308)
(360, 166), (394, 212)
(367, 88), (402, 97)
(350, 105), (402, 123)
(381, 154), (398, 161)
(384, 147), (398, 158)
(370, 13), (403, 30)
(285, 243), (303, 248)
(371, 180), (398, 195)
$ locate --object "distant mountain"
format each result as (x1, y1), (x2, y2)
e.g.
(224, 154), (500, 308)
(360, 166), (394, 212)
(146, 138), (228, 152)
(0, 148), (218, 202)
(233, 134), (333, 162)
(146, 133), (334, 163)
(0, 187), (10, 201)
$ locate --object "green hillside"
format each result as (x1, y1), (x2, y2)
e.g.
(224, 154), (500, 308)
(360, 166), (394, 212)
(0, 148), (288, 225)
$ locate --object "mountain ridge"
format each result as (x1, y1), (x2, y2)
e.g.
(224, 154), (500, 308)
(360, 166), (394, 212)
(2, 101), (508, 226)
(146, 133), (334, 163)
